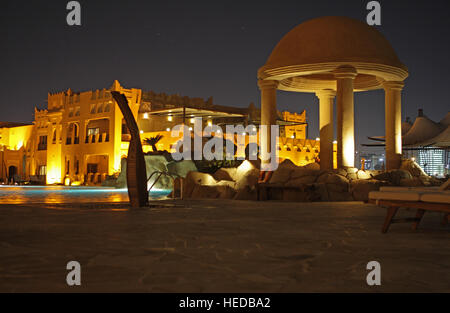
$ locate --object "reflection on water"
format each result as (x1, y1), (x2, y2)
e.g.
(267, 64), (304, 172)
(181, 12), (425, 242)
(0, 185), (171, 204)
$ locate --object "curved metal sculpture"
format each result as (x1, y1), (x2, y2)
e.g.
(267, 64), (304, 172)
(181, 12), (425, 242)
(111, 91), (148, 207)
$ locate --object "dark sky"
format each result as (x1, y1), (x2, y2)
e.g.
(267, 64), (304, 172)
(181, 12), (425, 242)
(1, 0), (449, 154)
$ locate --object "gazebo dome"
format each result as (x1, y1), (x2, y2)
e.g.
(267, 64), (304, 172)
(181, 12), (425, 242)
(266, 16), (405, 69)
(258, 16), (408, 92)
(257, 16), (409, 171)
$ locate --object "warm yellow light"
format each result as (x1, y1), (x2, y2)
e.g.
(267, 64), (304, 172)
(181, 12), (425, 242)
(140, 130), (144, 134)
(167, 115), (173, 122)
(189, 127), (193, 131)
(411, 157), (416, 162)
(333, 140), (337, 144)
(143, 113), (149, 119)
(207, 120), (212, 126)
(64, 177), (71, 186)
(190, 118), (195, 124)
(166, 128), (171, 132)
(316, 138), (320, 141)
(239, 160), (253, 173)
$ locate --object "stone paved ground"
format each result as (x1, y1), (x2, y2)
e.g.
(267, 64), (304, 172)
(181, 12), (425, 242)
(0, 200), (449, 292)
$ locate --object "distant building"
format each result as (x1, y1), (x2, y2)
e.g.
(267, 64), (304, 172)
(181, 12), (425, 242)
(364, 109), (450, 177)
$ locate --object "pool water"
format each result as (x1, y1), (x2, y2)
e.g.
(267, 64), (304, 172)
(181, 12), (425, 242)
(0, 185), (172, 204)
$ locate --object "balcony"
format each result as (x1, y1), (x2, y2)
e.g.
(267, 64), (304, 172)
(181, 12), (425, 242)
(85, 133), (109, 144)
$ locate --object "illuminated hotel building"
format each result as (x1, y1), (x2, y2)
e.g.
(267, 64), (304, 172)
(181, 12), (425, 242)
(0, 80), (325, 185)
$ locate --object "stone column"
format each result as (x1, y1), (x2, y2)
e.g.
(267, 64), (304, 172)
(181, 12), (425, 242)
(258, 79), (278, 171)
(335, 66), (357, 168)
(316, 89), (336, 170)
(384, 81), (404, 170)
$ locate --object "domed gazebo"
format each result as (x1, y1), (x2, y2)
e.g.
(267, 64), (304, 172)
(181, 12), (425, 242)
(258, 16), (408, 171)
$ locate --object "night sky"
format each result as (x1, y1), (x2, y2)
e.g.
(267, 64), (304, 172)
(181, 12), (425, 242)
(1, 0), (449, 154)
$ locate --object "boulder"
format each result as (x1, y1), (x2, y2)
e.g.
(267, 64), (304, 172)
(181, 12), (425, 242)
(269, 167), (293, 184)
(419, 175), (442, 187)
(366, 170), (382, 177)
(234, 186), (258, 201)
(285, 175), (317, 187)
(350, 179), (383, 201)
(278, 159), (298, 169)
(116, 155), (172, 189)
(373, 169), (413, 186)
(190, 185), (220, 199)
(312, 183), (329, 201)
(282, 189), (310, 202)
(291, 168), (320, 179)
(399, 177), (423, 187)
(235, 168), (259, 190)
(183, 172), (218, 198)
(187, 180), (236, 199)
(217, 185), (237, 199)
(317, 173), (349, 192)
(235, 160), (259, 179)
(400, 159), (427, 177)
(166, 160), (198, 178)
(303, 162), (320, 171)
(357, 170), (371, 180)
(334, 168), (348, 177)
(213, 168), (236, 182)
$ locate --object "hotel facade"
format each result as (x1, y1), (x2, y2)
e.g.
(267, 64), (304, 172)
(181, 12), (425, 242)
(0, 80), (325, 185)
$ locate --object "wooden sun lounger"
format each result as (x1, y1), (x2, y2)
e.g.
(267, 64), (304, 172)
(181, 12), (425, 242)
(369, 186), (450, 233)
(369, 198), (449, 233)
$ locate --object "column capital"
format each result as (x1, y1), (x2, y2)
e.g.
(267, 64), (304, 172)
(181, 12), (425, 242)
(334, 65), (358, 79)
(315, 89), (336, 99)
(258, 79), (279, 90)
(383, 81), (405, 91)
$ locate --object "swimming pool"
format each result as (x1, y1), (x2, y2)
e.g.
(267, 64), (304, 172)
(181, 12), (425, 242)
(0, 185), (172, 204)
